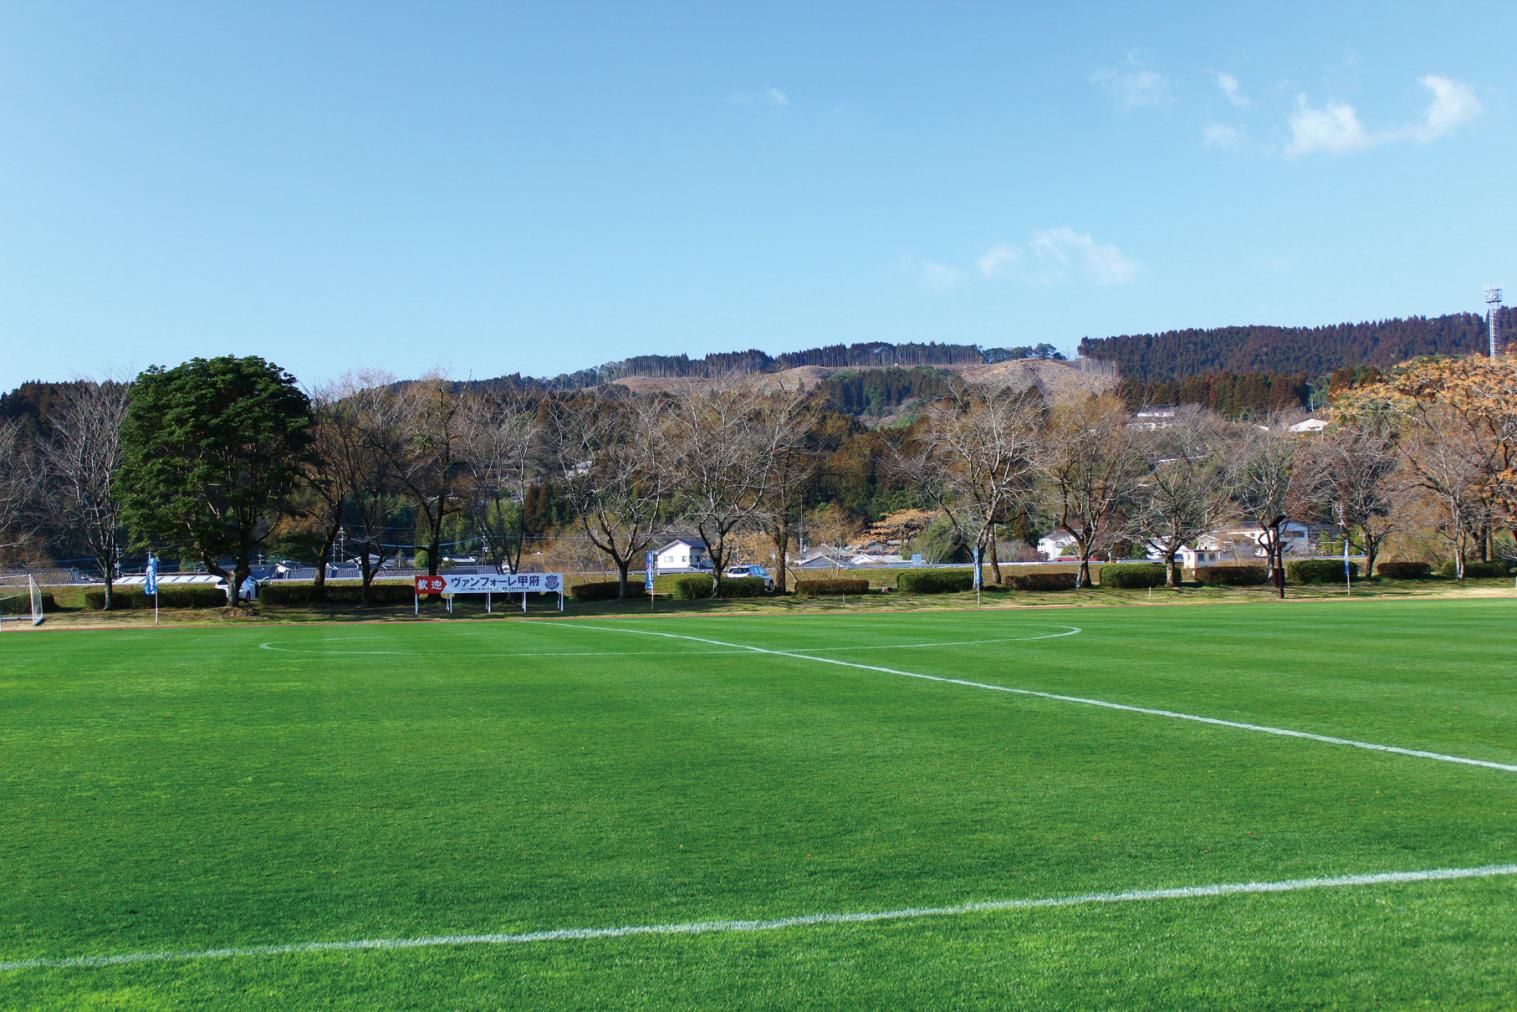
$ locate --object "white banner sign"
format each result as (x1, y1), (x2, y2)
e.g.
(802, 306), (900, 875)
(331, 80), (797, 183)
(415, 573), (564, 595)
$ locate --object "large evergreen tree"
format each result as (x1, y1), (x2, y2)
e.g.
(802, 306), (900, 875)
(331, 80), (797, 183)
(116, 356), (312, 605)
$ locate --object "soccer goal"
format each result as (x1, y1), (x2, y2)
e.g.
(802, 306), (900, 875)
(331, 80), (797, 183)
(0, 575), (44, 628)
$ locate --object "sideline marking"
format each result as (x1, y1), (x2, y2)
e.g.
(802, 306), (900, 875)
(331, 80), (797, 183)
(253, 627), (1081, 659)
(563, 624), (1517, 775)
(4, 863), (1514, 973)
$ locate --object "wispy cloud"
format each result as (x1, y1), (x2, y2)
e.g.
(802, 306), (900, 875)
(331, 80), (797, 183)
(1215, 72), (1250, 107)
(729, 85), (790, 109)
(902, 257), (962, 291)
(1090, 51), (1171, 110)
(1027, 228), (1138, 285)
(1202, 123), (1246, 150)
(976, 243), (1022, 279)
(1286, 74), (1481, 158)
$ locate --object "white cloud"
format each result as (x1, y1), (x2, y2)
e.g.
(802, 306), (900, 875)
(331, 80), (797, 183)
(1090, 53), (1171, 110)
(1286, 74), (1481, 158)
(976, 243), (1022, 279)
(1407, 74), (1480, 141)
(902, 258), (962, 291)
(1202, 123), (1246, 150)
(1215, 72), (1250, 107)
(1028, 228), (1138, 285)
(730, 85), (790, 109)
(1285, 96), (1373, 157)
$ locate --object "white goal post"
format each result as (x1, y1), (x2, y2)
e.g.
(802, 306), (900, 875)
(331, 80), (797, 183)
(0, 575), (45, 629)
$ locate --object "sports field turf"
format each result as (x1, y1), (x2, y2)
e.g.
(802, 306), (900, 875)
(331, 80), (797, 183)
(2, 598), (1516, 1007)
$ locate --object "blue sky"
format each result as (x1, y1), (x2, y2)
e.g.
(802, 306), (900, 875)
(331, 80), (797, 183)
(1, 1), (1513, 387)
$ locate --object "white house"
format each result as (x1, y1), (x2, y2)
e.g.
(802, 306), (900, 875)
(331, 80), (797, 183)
(1038, 532), (1078, 560)
(1169, 521), (1316, 568)
(654, 537), (711, 571)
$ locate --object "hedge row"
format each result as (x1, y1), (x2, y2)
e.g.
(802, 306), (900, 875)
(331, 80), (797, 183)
(1442, 560), (1511, 579)
(1374, 561), (1433, 580)
(569, 580), (649, 602)
(795, 578), (871, 597)
(84, 586), (227, 610)
(1097, 563), (1166, 589)
(671, 576), (767, 600)
(1193, 565), (1270, 586)
(1004, 572), (1077, 591)
(896, 570), (974, 594)
(1287, 559), (1359, 584)
(0, 591), (56, 614)
(260, 581), (417, 606)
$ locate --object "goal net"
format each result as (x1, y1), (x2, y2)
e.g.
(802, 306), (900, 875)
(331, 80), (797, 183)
(0, 575), (44, 628)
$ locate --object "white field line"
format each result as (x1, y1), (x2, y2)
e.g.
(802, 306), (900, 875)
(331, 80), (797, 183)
(3, 863), (1514, 973)
(562, 624), (1517, 775)
(253, 627), (1081, 659)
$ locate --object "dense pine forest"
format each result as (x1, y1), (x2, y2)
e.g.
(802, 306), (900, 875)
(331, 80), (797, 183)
(1079, 309), (1505, 382)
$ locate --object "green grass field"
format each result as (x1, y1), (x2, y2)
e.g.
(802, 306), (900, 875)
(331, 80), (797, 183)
(3, 599), (1516, 1007)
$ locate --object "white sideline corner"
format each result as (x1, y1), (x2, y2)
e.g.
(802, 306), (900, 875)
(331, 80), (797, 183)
(4, 864), (1515, 972)
(559, 624), (1517, 775)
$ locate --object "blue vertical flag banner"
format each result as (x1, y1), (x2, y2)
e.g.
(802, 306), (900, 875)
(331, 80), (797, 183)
(972, 546), (982, 590)
(145, 555), (158, 597)
(645, 551), (655, 591)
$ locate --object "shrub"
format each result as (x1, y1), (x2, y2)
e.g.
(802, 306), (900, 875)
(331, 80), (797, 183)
(1193, 565), (1270, 586)
(84, 585), (227, 610)
(1374, 561), (1432, 580)
(1287, 559), (1358, 584)
(0, 591), (56, 614)
(1096, 563), (1166, 589)
(896, 570), (974, 594)
(260, 581), (417, 606)
(1005, 572), (1077, 591)
(670, 575), (767, 600)
(1440, 560), (1510, 580)
(569, 580), (649, 602)
(795, 578), (870, 597)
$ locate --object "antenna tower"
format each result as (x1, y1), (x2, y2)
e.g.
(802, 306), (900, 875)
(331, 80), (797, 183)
(1485, 285), (1503, 356)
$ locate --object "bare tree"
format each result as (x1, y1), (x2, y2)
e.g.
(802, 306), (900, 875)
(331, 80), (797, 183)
(551, 393), (665, 598)
(1040, 394), (1149, 588)
(36, 380), (131, 608)
(896, 383), (1043, 587)
(458, 386), (545, 574)
(377, 376), (466, 576)
(755, 387), (816, 594)
(1131, 408), (1238, 587)
(1233, 416), (1324, 597)
(1401, 415), (1491, 579)
(1311, 416), (1402, 577)
(662, 382), (785, 597)
(0, 418), (36, 556)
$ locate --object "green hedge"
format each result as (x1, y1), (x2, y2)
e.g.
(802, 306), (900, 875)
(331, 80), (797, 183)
(1287, 559), (1358, 584)
(1374, 561), (1432, 580)
(795, 578), (870, 597)
(260, 581), (417, 606)
(1097, 563), (1166, 589)
(1193, 565), (1270, 586)
(569, 580), (649, 602)
(896, 570), (974, 594)
(85, 586), (227, 610)
(671, 575), (767, 600)
(1440, 560), (1510, 579)
(1005, 572), (1077, 591)
(0, 591), (56, 614)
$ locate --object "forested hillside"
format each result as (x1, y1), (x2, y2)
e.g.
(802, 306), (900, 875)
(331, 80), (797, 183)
(1079, 310), (1504, 382)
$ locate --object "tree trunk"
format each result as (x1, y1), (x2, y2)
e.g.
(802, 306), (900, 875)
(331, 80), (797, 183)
(1166, 551), (1182, 588)
(101, 573), (114, 611)
(313, 517), (340, 603)
(1077, 553), (1092, 589)
(989, 534), (1003, 584)
(360, 556), (375, 606)
(773, 525), (790, 594)
(615, 558), (631, 600)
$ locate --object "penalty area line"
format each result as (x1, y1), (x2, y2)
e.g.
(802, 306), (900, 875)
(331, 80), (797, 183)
(3, 863), (1515, 973)
(560, 624), (1517, 776)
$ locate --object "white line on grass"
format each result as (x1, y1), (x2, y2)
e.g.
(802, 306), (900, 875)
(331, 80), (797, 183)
(561, 624), (1517, 775)
(3, 863), (1514, 973)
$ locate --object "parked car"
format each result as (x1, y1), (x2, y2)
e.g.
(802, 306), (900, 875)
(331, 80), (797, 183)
(724, 564), (774, 591)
